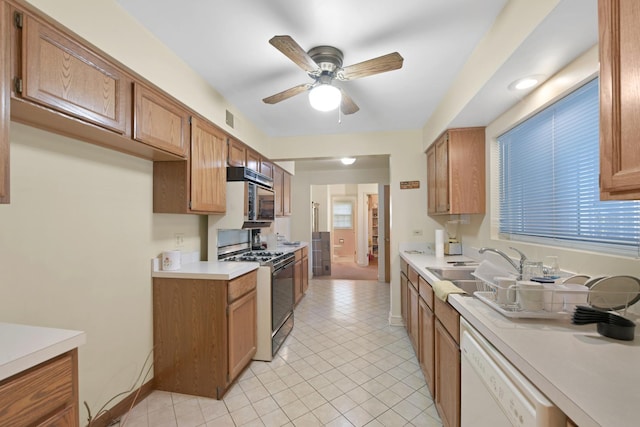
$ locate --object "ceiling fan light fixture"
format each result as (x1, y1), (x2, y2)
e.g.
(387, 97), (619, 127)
(341, 157), (356, 165)
(309, 84), (341, 111)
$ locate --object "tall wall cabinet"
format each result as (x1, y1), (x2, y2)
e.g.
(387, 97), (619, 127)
(599, 0), (640, 200)
(367, 194), (379, 263)
(426, 127), (485, 215)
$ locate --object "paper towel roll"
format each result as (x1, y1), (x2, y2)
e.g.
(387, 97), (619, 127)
(435, 229), (445, 258)
(162, 250), (181, 271)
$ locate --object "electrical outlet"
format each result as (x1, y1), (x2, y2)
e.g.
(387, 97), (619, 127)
(412, 230), (423, 236)
(174, 233), (185, 248)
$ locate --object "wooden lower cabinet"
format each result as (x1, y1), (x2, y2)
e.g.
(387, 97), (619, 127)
(0, 350), (79, 427)
(400, 272), (408, 325)
(293, 246), (309, 304)
(419, 297), (435, 397)
(435, 319), (460, 427)
(152, 271), (257, 399)
(408, 280), (419, 353)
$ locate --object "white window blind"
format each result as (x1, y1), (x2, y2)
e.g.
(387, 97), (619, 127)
(498, 78), (640, 256)
(333, 201), (353, 229)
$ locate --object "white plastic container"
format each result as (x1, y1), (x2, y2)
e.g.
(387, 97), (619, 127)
(161, 250), (181, 271)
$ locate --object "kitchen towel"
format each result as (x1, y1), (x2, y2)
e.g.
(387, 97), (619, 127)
(435, 229), (444, 258)
(433, 280), (465, 302)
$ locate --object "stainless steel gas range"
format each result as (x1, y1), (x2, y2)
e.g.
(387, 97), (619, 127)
(218, 230), (295, 361)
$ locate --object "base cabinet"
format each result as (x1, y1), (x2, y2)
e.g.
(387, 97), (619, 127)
(0, 350), (79, 427)
(294, 246), (309, 304)
(434, 319), (460, 427)
(419, 297), (435, 397)
(152, 271), (257, 399)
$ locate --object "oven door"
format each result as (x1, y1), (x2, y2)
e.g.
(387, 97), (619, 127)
(272, 258), (295, 332)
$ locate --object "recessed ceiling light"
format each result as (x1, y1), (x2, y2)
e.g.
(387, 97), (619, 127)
(341, 157), (356, 165)
(508, 75), (545, 91)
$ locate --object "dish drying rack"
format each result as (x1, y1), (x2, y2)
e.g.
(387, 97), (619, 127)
(470, 261), (640, 319)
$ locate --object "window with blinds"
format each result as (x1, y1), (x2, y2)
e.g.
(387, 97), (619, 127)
(497, 78), (640, 256)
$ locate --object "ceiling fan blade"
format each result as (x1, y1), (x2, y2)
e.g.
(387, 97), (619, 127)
(262, 83), (311, 104)
(269, 35), (319, 74)
(339, 52), (404, 81)
(340, 90), (360, 115)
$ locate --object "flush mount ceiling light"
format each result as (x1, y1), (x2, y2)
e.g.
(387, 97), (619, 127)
(508, 75), (545, 91)
(308, 83), (342, 112)
(341, 157), (356, 165)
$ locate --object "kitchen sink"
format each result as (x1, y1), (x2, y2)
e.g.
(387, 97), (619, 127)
(426, 266), (485, 294)
(426, 266), (476, 281)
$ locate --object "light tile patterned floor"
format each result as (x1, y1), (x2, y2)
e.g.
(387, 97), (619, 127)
(120, 279), (442, 427)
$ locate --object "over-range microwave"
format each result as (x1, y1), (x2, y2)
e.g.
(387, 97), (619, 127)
(227, 167), (275, 228)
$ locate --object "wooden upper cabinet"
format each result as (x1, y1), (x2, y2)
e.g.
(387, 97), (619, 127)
(20, 13), (128, 134)
(190, 117), (226, 213)
(426, 145), (436, 214)
(273, 165), (284, 217)
(0, 2), (9, 204)
(283, 171), (292, 216)
(246, 148), (260, 172)
(427, 127), (485, 215)
(227, 137), (246, 167)
(133, 83), (188, 157)
(599, 0), (640, 200)
(153, 117), (227, 214)
(260, 160), (273, 179)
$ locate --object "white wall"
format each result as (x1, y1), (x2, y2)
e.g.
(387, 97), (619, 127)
(0, 124), (202, 419)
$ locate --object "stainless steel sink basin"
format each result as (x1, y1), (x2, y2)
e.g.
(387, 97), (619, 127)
(426, 267), (476, 281)
(426, 267), (484, 294)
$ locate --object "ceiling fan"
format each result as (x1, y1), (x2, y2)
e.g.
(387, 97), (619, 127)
(262, 35), (404, 114)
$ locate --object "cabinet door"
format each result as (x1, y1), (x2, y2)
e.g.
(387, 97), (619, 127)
(133, 83), (188, 157)
(190, 117), (226, 213)
(293, 259), (302, 304)
(246, 149), (260, 172)
(426, 145), (436, 214)
(228, 289), (257, 383)
(0, 1), (9, 204)
(400, 272), (408, 326)
(408, 282), (419, 353)
(273, 166), (284, 217)
(21, 14), (128, 134)
(302, 255), (309, 294)
(435, 320), (460, 427)
(419, 297), (435, 398)
(599, 0), (640, 199)
(435, 134), (449, 213)
(260, 160), (274, 179)
(283, 172), (292, 216)
(227, 138), (246, 167)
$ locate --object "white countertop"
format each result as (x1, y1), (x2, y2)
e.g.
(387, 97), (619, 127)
(400, 247), (640, 427)
(152, 260), (260, 280)
(0, 322), (86, 381)
(151, 243), (309, 280)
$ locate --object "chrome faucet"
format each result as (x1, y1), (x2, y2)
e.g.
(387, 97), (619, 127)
(478, 247), (528, 277)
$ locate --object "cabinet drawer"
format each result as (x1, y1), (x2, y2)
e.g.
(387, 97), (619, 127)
(400, 258), (408, 276)
(301, 246), (308, 258)
(434, 297), (460, 344)
(408, 266), (419, 289)
(418, 275), (434, 309)
(0, 353), (74, 426)
(294, 249), (302, 262)
(228, 270), (257, 303)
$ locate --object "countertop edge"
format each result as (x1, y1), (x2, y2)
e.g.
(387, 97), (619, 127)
(0, 325), (86, 382)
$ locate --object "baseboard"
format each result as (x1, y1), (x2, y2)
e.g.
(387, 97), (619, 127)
(388, 313), (404, 327)
(88, 379), (155, 427)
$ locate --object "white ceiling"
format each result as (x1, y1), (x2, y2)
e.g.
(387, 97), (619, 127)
(116, 0), (598, 149)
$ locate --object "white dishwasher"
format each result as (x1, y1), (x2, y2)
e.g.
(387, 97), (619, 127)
(460, 318), (566, 427)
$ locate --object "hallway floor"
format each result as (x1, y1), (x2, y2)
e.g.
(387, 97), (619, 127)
(121, 279), (442, 426)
